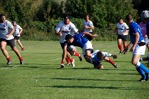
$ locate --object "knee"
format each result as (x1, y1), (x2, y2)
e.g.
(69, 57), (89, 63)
(131, 60), (137, 66)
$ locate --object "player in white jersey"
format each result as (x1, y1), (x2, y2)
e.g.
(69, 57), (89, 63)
(0, 14), (23, 65)
(55, 15), (82, 68)
(12, 21), (24, 51)
(116, 18), (129, 54)
(83, 14), (94, 41)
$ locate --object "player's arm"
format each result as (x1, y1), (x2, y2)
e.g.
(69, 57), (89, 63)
(84, 32), (98, 38)
(6, 22), (14, 38)
(19, 27), (23, 34)
(130, 32), (139, 52)
(55, 22), (62, 36)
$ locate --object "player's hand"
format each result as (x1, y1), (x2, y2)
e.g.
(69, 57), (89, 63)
(59, 32), (62, 36)
(92, 34), (98, 37)
(85, 26), (90, 29)
(6, 35), (11, 38)
(130, 46), (135, 52)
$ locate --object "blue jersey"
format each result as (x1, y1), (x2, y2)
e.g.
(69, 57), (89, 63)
(129, 21), (144, 44)
(146, 20), (149, 37)
(71, 32), (88, 48)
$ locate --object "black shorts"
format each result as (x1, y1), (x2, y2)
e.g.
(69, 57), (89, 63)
(60, 41), (67, 49)
(118, 35), (128, 41)
(14, 36), (20, 40)
(85, 32), (93, 41)
(0, 38), (16, 48)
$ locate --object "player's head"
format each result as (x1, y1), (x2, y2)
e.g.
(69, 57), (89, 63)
(125, 14), (133, 25)
(119, 17), (124, 24)
(65, 34), (74, 43)
(85, 14), (90, 21)
(12, 21), (17, 26)
(96, 51), (104, 60)
(141, 10), (149, 23)
(63, 15), (70, 25)
(0, 14), (6, 23)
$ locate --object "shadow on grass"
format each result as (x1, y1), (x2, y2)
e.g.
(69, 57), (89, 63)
(51, 77), (136, 82)
(38, 85), (147, 90)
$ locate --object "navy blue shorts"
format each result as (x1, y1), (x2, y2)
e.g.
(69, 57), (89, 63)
(0, 38), (15, 48)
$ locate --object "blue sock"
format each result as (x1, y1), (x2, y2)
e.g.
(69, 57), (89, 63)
(136, 67), (146, 79)
(139, 63), (149, 74)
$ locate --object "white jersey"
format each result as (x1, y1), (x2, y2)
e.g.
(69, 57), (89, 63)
(0, 20), (14, 40)
(14, 24), (22, 36)
(83, 20), (94, 32)
(117, 22), (129, 35)
(55, 21), (78, 43)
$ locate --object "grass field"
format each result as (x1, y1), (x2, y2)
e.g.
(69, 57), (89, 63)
(0, 41), (149, 99)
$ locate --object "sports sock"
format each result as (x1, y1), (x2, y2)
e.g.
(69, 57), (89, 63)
(7, 57), (11, 61)
(118, 44), (122, 52)
(69, 58), (74, 62)
(19, 57), (23, 61)
(105, 58), (115, 65)
(139, 63), (149, 74)
(136, 67), (146, 79)
(65, 58), (70, 64)
(74, 51), (80, 57)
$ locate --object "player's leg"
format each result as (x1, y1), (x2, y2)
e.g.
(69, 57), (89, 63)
(66, 52), (75, 67)
(117, 36), (123, 53)
(0, 40), (11, 64)
(8, 39), (23, 64)
(67, 45), (82, 61)
(104, 57), (118, 68)
(16, 39), (24, 50)
(132, 45), (149, 82)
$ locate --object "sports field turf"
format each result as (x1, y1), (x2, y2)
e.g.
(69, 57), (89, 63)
(0, 41), (149, 99)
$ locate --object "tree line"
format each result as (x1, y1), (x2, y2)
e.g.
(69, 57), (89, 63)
(0, 0), (148, 41)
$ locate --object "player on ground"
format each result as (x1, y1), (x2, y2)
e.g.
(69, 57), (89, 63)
(123, 14), (149, 82)
(116, 18), (129, 54)
(12, 21), (24, 51)
(55, 15), (82, 68)
(65, 32), (118, 69)
(0, 14), (23, 65)
(83, 14), (94, 41)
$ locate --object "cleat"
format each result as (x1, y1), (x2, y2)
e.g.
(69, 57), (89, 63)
(145, 73), (149, 81)
(20, 60), (23, 65)
(71, 59), (75, 67)
(113, 63), (118, 68)
(60, 64), (65, 68)
(7, 60), (12, 65)
(112, 54), (117, 59)
(79, 56), (82, 61)
(119, 51), (123, 54)
(139, 78), (146, 82)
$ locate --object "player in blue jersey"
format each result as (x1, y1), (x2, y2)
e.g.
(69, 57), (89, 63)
(123, 14), (149, 82)
(65, 32), (118, 69)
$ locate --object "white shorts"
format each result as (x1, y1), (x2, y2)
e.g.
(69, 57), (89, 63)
(133, 44), (146, 55)
(82, 41), (93, 55)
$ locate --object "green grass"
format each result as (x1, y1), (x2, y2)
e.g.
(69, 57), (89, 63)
(0, 41), (149, 99)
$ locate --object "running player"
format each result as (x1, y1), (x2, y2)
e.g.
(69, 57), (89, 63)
(55, 15), (82, 68)
(65, 32), (117, 69)
(0, 14), (23, 65)
(83, 14), (94, 41)
(12, 21), (24, 50)
(116, 18), (129, 54)
(123, 14), (149, 82)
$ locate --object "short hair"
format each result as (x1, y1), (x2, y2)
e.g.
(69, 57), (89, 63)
(65, 34), (73, 41)
(0, 13), (5, 18)
(96, 51), (104, 60)
(125, 14), (133, 21)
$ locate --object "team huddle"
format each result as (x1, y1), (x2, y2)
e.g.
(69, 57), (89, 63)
(1, 10), (149, 82)
(55, 11), (149, 82)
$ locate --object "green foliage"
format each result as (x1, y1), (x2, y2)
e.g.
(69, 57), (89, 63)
(0, 0), (140, 41)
